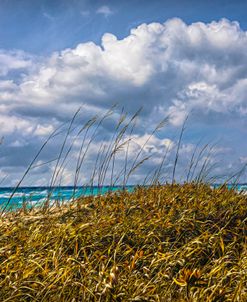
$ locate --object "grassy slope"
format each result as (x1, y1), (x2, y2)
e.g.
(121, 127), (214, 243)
(0, 183), (246, 301)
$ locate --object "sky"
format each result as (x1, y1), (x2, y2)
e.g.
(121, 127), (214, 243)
(0, 0), (247, 186)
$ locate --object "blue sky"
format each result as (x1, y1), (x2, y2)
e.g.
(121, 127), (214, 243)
(1, 0), (247, 54)
(0, 0), (247, 186)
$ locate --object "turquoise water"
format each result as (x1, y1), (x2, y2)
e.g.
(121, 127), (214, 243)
(212, 184), (247, 191)
(0, 186), (135, 211)
(0, 184), (246, 211)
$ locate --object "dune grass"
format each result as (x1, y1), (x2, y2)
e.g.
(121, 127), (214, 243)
(0, 183), (246, 301)
(0, 108), (246, 300)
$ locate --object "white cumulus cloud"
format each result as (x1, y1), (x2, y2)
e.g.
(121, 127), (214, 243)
(0, 18), (247, 185)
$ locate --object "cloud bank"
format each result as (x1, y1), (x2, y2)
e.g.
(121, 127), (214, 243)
(0, 18), (247, 185)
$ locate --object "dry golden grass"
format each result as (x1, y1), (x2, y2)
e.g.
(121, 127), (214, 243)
(0, 183), (246, 301)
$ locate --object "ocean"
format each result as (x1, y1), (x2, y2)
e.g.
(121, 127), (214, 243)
(0, 186), (135, 211)
(0, 184), (246, 211)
